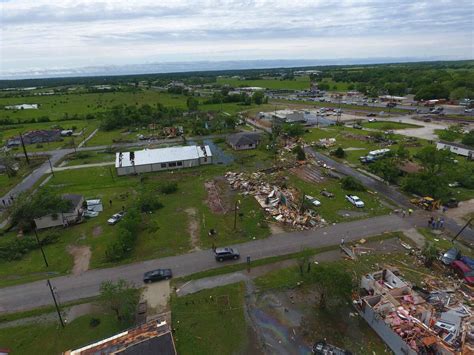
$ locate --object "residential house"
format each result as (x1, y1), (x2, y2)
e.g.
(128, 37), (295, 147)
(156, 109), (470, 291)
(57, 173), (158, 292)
(226, 132), (261, 150)
(116, 145), (212, 176)
(65, 319), (177, 355)
(6, 129), (62, 147)
(436, 141), (474, 159)
(34, 194), (84, 230)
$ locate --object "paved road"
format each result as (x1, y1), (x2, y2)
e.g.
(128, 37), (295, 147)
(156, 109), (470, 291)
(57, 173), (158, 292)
(305, 147), (474, 244)
(0, 214), (416, 314)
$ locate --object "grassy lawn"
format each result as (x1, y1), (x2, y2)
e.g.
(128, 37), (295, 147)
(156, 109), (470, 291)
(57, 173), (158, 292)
(61, 151), (116, 166)
(361, 121), (422, 130)
(0, 312), (125, 355)
(171, 282), (248, 355)
(216, 76), (310, 90)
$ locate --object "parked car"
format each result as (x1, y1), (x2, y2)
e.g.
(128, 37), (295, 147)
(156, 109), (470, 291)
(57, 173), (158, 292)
(440, 247), (461, 265)
(107, 211), (125, 225)
(215, 247), (240, 262)
(305, 195), (321, 207)
(443, 198), (459, 208)
(83, 210), (99, 218)
(321, 190), (335, 198)
(366, 113), (376, 117)
(451, 261), (474, 286)
(143, 268), (172, 283)
(465, 108), (473, 113)
(368, 118), (377, 122)
(345, 195), (365, 208)
(352, 124), (362, 129)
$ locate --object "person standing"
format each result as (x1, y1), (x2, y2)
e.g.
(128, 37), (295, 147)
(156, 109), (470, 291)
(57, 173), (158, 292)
(340, 237), (345, 246)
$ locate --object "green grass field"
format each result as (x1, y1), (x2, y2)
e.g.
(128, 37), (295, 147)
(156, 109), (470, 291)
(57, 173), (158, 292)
(0, 91), (187, 121)
(171, 282), (248, 355)
(217, 76), (310, 90)
(361, 121), (422, 130)
(0, 312), (124, 354)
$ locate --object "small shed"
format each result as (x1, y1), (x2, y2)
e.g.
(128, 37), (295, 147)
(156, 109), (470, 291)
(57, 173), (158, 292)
(226, 132), (261, 150)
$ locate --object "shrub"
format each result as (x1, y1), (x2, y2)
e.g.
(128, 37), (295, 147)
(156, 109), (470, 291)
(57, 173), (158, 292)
(333, 147), (346, 158)
(341, 176), (366, 191)
(105, 208), (142, 262)
(89, 317), (101, 327)
(139, 195), (163, 213)
(292, 145), (306, 161)
(159, 182), (178, 194)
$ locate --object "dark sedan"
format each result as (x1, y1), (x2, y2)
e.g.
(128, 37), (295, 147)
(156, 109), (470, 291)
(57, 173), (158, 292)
(143, 269), (173, 283)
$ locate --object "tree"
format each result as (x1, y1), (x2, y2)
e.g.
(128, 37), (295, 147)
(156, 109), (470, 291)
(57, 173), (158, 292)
(341, 176), (366, 191)
(333, 147), (346, 158)
(9, 189), (72, 231)
(252, 91), (264, 105)
(422, 242), (438, 267)
(306, 264), (352, 309)
(186, 96), (199, 111)
(415, 146), (454, 176)
(292, 145), (306, 161)
(462, 130), (474, 147)
(369, 158), (400, 183)
(396, 145), (410, 160)
(282, 123), (305, 138)
(100, 279), (140, 323)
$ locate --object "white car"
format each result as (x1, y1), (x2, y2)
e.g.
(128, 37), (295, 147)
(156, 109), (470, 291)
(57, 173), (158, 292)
(305, 195), (321, 207)
(107, 211), (125, 225)
(345, 194), (365, 208)
(368, 118), (377, 122)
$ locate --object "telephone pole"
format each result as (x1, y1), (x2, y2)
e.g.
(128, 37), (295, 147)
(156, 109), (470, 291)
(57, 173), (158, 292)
(32, 223), (49, 267)
(48, 157), (55, 177)
(47, 279), (65, 328)
(19, 132), (30, 165)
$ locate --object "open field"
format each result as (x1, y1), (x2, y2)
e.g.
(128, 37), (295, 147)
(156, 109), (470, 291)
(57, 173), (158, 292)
(0, 91), (187, 121)
(171, 282), (248, 355)
(217, 76), (310, 90)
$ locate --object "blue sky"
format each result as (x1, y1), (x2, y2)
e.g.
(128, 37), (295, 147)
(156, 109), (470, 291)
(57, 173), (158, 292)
(1, 0), (473, 77)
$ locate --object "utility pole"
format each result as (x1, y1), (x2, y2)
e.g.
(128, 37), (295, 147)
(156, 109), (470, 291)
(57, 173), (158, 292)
(48, 157), (54, 177)
(452, 218), (473, 242)
(233, 200), (240, 230)
(19, 132), (30, 165)
(47, 279), (65, 328)
(72, 138), (77, 153)
(32, 222), (48, 267)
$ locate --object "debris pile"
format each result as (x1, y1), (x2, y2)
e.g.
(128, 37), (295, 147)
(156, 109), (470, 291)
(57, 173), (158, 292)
(315, 138), (336, 148)
(356, 268), (473, 354)
(224, 171), (325, 230)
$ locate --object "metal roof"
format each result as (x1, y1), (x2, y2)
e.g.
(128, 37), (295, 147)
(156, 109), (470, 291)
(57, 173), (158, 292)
(116, 145), (212, 168)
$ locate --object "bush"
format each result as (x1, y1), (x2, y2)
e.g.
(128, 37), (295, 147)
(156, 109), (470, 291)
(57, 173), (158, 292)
(333, 147), (346, 158)
(139, 195), (163, 213)
(74, 152), (92, 159)
(0, 230), (60, 261)
(159, 182), (178, 194)
(341, 176), (366, 191)
(89, 317), (101, 327)
(105, 208), (142, 262)
(292, 145), (306, 161)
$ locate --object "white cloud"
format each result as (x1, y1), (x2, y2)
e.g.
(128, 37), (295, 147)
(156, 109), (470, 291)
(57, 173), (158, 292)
(1, 0), (473, 76)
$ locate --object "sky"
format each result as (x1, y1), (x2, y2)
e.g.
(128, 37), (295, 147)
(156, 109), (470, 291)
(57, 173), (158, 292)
(1, 0), (473, 78)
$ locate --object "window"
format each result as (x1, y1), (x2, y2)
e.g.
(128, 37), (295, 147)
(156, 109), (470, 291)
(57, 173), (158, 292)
(168, 162), (177, 167)
(177, 161), (183, 166)
(203, 157), (207, 162)
(161, 163), (166, 168)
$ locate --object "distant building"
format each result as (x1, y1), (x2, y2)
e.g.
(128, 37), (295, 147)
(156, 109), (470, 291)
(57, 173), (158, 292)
(116, 145), (212, 176)
(34, 194), (84, 230)
(4, 104), (38, 110)
(436, 141), (474, 159)
(65, 319), (177, 355)
(227, 132), (261, 150)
